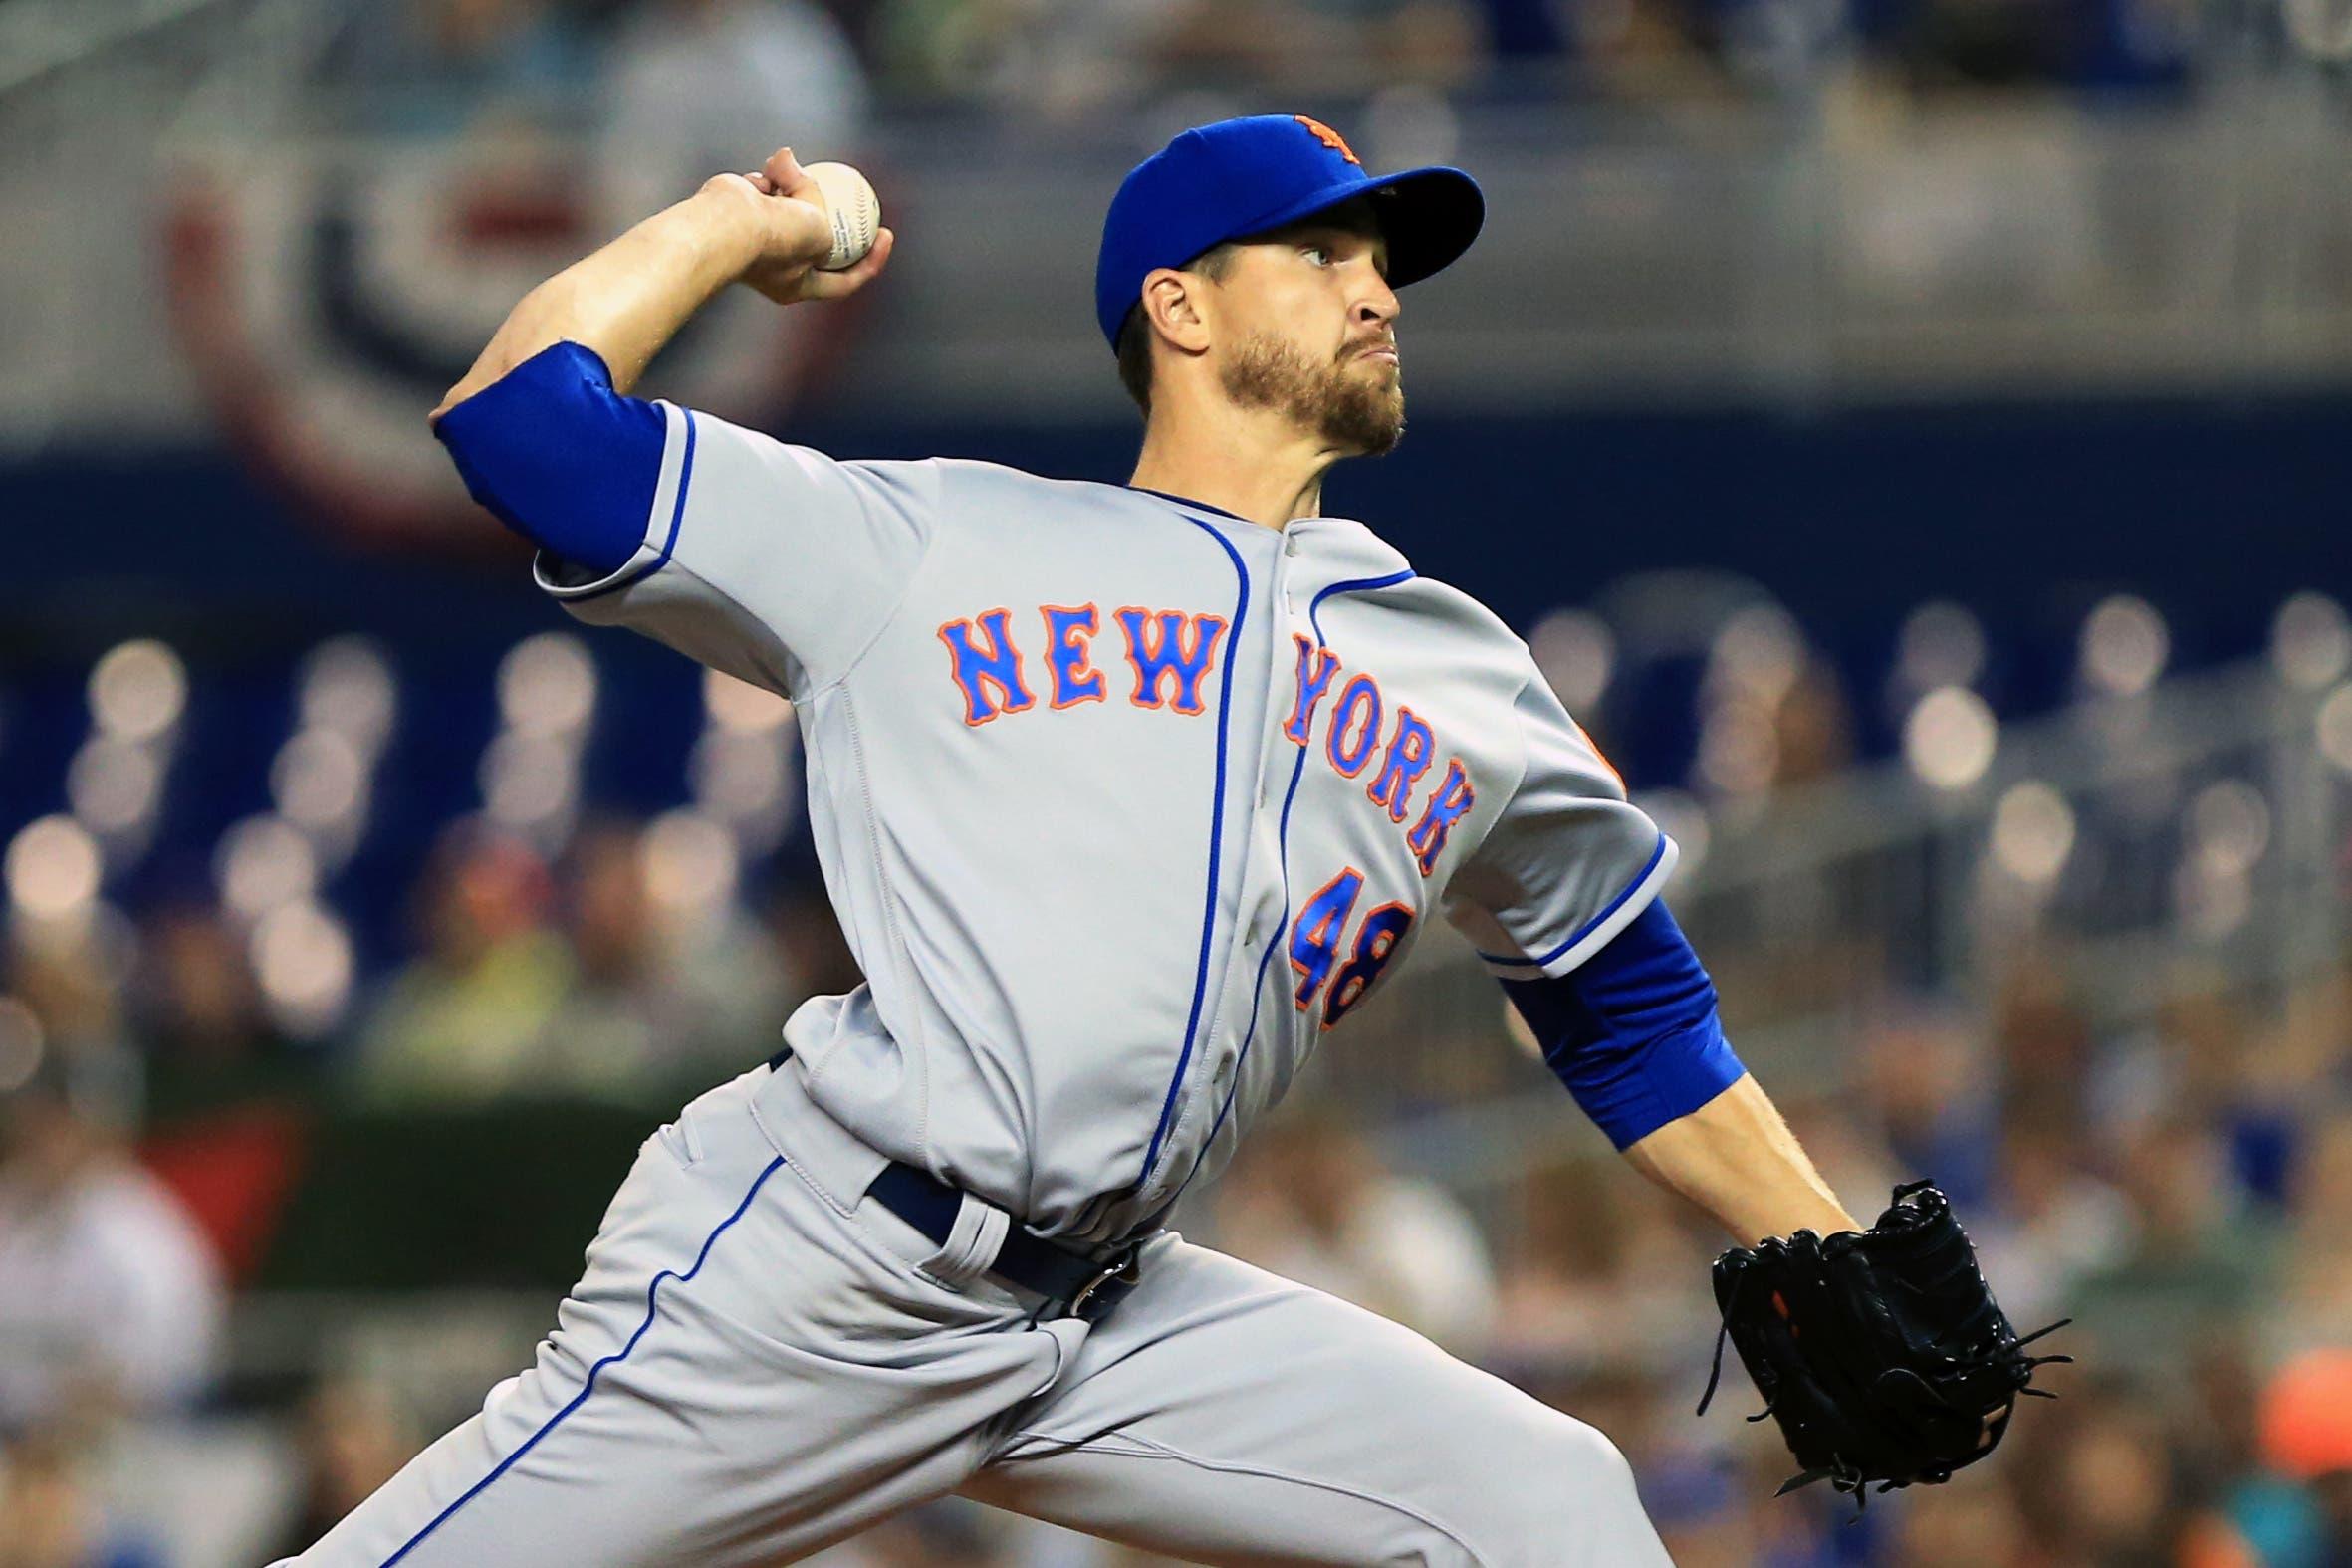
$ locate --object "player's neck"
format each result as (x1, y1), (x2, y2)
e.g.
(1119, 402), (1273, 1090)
(1128, 407), (1332, 531)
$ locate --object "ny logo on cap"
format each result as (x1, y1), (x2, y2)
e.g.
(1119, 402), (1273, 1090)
(1292, 115), (1360, 166)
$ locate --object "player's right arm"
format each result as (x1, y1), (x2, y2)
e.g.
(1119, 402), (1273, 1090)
(429, 149), (931, 700)
(432, 147), (893, 415)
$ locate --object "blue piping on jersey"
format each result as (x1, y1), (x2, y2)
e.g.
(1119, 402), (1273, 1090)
(1172, 568), (1418, 1200)
(378, 1154), (784, 1566)
(1136, 518), (1253, 1187)
(567, 408), (700, 603)
(1475, 829), (1670, 973)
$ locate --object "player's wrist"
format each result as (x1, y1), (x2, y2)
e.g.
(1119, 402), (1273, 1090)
(690, 178), (827, 286)
(1755, 1201), (1862, 1245)
(685, 182), (784, 276)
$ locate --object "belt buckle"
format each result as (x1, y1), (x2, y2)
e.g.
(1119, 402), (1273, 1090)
(1063, 1245), (1143, 1324)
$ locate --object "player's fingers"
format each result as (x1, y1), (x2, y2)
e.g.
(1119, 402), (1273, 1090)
(761, 146), (807, 195)
(1976, 1403), (2010, 1451)
(824, 225), (894, 293)
(799, 226), (894, 299)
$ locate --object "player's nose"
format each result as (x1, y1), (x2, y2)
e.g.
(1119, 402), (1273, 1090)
(1348, 257), (1400, 326)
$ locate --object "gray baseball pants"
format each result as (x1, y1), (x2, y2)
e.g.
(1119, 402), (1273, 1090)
(274, 1060), (1673, 1567)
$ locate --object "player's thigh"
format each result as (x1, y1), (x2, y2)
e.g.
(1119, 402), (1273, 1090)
(962, 1236), (1670, 1568)
(278, 1071), (1061, 1567)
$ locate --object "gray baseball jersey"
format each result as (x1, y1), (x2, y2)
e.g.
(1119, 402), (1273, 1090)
(542, 403), (1674, 1246)
(279, 402), (1685, 1568)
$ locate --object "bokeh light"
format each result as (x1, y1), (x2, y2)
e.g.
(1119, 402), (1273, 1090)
(2189, 780), (2270, 877)
(1695, 702), (1779, 796)
(1528, 609), (1615, 716)
(215, 814), (321, 920)
(481, 733), (581, 831)
(250, 900), (355, 1037)
(2272, 592), (2352, 692)
(2317, 683), (2352, 775)
(703, 669), (796, 733)
(273, 728), (368, 831)
(1706, 602), (1805, 708)
(1904, 686), (1999, 790)
(88, 638), (188, 741)
(690, 731), (791, 819)
(496, 633), (597, 738)
(6, 814), (103, 918)
(2176, 859), (2252, 942)
(298, 636), (399, 754)
(1991, 781), (2075, 883)
(641, 809), (740, 919)
(2285, 0), (2352, 58)
(66, 737), (163, 835)
(2080, 595), (2170, 697)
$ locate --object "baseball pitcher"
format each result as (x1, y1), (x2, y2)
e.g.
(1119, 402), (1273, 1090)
(282, 114), (2060, 1567)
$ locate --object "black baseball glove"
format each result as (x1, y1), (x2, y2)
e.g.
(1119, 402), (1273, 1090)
(1696, 1179), (2071, 1511)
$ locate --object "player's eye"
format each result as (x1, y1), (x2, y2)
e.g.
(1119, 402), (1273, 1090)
(1301, 246), (1332, 267)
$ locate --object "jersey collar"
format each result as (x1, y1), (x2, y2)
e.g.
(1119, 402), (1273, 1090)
(1125, 486), (1257, 526)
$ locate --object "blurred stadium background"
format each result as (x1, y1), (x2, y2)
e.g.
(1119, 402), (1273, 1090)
(4, 0), (2352, 1562)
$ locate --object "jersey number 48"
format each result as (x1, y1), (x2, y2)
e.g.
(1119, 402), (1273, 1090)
(1289, 868), (1415, 1031)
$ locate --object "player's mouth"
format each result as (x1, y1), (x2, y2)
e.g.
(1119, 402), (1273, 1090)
(1354, 345), (1400, 367)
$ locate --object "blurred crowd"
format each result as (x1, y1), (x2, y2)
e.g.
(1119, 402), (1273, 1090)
(0, 800), (871, 1562)
(7, 865), (2352, 1562)
(3, 0), (2343, 1549)
(1188, 936), (2352, 1568)
(2, 598), (2351, 1562)
(319, 0), (2208, 152)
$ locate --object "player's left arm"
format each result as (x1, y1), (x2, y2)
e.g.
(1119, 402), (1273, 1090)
(1455, 665), (1859, 1244)
(1502, 901), (1860, 1244)
(1624, 1075), (1860, 1244)
(1469, 672), (2052, 1479)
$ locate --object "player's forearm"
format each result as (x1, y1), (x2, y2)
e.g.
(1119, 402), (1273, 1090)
(1622, 1072), (1860, 1245)
(433, 187), (765, 418)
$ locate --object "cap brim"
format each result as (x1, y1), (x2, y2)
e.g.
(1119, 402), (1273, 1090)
(1234, 165), (1485, 291)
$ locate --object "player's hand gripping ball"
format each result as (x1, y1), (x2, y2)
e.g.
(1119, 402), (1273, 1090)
(802, 161), (881, 271)
(720, 148), (892, 307)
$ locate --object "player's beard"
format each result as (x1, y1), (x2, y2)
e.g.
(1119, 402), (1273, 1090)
(1219, 331), (1405, 456)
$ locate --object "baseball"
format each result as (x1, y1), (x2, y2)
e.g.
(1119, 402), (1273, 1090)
(804, 160), (881, 272)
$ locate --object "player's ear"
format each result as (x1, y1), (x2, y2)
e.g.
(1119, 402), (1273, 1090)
(1140, 269), (1212, 355)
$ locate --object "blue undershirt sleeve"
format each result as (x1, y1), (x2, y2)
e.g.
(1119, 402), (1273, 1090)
(433, 340), (666, 574)
(1501, 897), (1747, 1150)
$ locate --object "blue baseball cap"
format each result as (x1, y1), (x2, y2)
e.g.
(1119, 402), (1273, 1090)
(1094, 113), (1484, 352)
